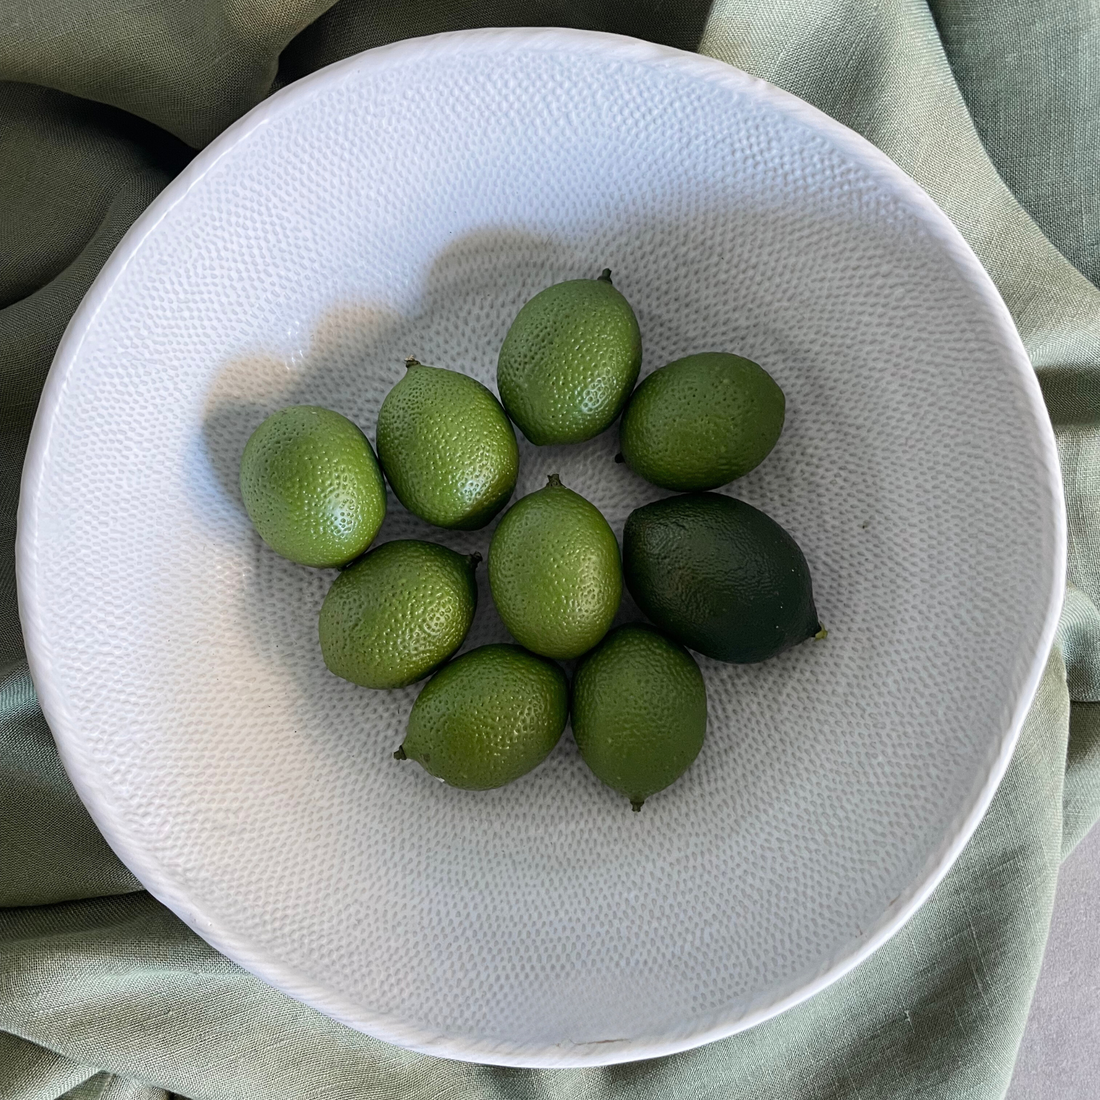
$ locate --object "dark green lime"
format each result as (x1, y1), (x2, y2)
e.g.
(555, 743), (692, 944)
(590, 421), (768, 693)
(622, 493), (822, 663)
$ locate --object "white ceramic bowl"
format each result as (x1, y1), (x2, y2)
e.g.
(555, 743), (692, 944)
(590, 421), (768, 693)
(18, 28), (1064, 1067)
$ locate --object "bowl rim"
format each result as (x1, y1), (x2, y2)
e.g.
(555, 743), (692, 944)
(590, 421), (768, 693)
(16, 25), (1067, 1068)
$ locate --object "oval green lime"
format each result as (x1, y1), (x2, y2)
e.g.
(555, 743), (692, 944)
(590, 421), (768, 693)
(318, 539), (480, 689)
(623, 492), (822, 664)
(398, 644), (568, 789)
(572, 624), (707, 811)
(239, 404), (386, 568)
(488, 475), (622, 660)
(376, 359), (518, 529)
(620, 352), (785, 491)
(497, 270), (642, 445)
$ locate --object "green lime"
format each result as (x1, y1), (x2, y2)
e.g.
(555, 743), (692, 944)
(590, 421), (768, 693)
(376, 358), (518, 529)
(623, 493), (823, 663)
(239, 405), (386, 568)
(318, 539), (480, 689)
(619, 352), (785, 491)
(396, 644), (568, 789)
(488, 474), (621, 660)
(497, 269), (642, 445)
(572, 624), (707, 811)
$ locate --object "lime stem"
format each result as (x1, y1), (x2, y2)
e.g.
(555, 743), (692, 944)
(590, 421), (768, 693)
(393, 746), (407, 760)
(467, 552), (483, 571)
(546, 473), (563, 488)
(597, 268), (613, 283)
(404, 356), (421, 370)
(631, 799), (644, 812)
(814, 625), (829, 641)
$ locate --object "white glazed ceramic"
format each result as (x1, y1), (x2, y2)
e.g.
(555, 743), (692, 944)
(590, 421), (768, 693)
(17, 28), (1064, 1068)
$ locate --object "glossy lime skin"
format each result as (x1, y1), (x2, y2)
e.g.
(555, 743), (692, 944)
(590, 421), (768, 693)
(488, 476), (622, 660)
(572, 624), (707, 810)
(399, 644), (568, 789)
(497, 272), (642, 445)
(318, 540), (479, 689)
(623, 493), (821, 664)
(620, 353), (785, 491)
(376, 361), (518, 529)
(239, 405), (386, 568)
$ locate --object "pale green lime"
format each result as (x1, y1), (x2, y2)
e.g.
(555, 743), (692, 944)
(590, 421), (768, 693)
(620, 352), (785, 490)
(239, 405), (385, 568)
(376, 359), (518, 529)
(318, 540), (479, 689)
(396, 644), (568, 789)
(497, 270), (641, 445)
(572, 624), (707, 811)
(488, 474), (621, 660)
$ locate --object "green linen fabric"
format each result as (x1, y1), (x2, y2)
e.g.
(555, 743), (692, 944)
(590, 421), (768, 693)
(1, 1), (1098, 1096)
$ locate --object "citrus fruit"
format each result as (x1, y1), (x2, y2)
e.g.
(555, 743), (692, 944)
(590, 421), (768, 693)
(376, 358), (518, 529)
(318, 539), (480, 689)
(395, 644), (568, 789)
(488, 474), (621, 660)
(623, 492), (823, 663)
(497, 269), (642, 445)
(239, 404), (386, 568)
(619, 352), (785, 491)
(572, 624), (707, 811)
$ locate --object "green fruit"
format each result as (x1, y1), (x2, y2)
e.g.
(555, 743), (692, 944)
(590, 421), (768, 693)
(376, 358), (518, 529)
(572, 624), (707, 811)
(318, 540), (480, 689)
(488, 474), (622, 660)
(623, 493), (822, 664)
(619, 352), (785, 491)
(239, 405), (386, 568)
(396, 644), (568, 789)
(497, 269), (642, 445)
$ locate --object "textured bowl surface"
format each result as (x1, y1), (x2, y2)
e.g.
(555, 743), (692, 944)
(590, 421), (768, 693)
(17, 29), (1064, 1067)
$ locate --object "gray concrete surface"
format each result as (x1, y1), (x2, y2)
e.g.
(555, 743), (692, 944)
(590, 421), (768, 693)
(1007, 821), (1100, 1099)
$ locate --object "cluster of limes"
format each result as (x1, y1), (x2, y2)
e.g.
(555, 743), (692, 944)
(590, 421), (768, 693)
(239, 271), (822, 811)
